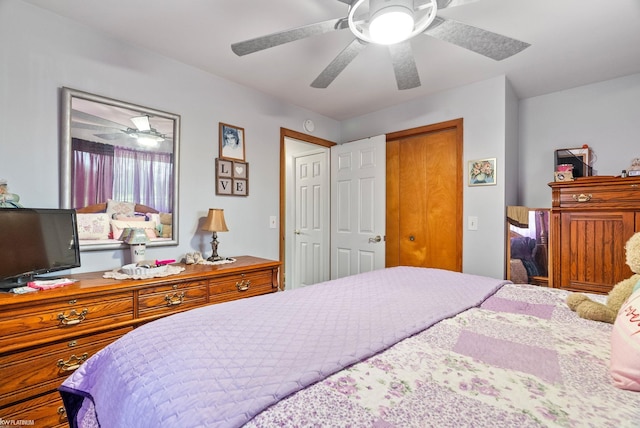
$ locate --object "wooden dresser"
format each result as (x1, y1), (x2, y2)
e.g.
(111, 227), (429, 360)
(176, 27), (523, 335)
(549, 176), (640, 293)
(0, 255), (280, 427)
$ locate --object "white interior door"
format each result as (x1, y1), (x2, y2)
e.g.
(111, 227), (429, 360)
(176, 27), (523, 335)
(331, 135), (386, 279)
(292, 150), (330, 288)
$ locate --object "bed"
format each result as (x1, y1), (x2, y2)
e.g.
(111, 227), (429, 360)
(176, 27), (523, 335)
(59, 267), (640, 427)
(75, 200), (173, 245)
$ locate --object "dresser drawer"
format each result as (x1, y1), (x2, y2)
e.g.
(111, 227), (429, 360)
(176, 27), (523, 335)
(555, 182), (640, 209)
(1, 390), (68, 428)
(209, 270), (276, 303)
(138, 280), (208, 318)
(0, 327), (132, 407)
(0, 293), (134, 353)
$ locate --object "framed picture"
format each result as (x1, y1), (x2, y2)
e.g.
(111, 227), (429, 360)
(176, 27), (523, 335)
(216, 158), (232, 177)
(233, 179), (248, 196)
(219, 123), (245, 161)
(233, 161), (248, 179)
(468, 158), (497, 186)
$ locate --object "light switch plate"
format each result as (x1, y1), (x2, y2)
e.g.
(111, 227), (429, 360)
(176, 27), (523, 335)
(269, 216), (277, 228)
(468, 216), (478, 230)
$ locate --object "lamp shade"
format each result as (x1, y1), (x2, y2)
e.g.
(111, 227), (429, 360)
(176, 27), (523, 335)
(202, 209), (229, 232)
(119, 227), (149, 244)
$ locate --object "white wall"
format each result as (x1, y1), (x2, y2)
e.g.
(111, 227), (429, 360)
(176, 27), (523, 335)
(340, 76), (510, 279)
(1, 0), (340, 273)
(4, 0), (639, 280)
(519, 73), (640, 208)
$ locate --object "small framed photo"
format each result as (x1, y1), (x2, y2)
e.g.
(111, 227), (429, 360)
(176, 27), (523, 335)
(219, 123), (245, 161)
(233, 161), (248, 179)
(216, 177), (233, 195)
(216, 158), (232, 177)
(468, 158), (496, 186)
(233, 179), (248, 196)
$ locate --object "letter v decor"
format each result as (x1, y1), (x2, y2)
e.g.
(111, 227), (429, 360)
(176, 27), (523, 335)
(216, 158), (249, 196)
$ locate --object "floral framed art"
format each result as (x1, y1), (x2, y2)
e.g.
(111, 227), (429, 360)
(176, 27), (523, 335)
(219, 123), (245, 161)
(468, 158), (496, 186)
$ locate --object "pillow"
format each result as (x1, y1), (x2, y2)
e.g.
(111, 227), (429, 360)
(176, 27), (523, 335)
(76, 213), (111, 240)
(115, 214), (146, 221)
(106, 199), (136, 219)
(110, 219), (158, 240)
(610, 288), (640, 391)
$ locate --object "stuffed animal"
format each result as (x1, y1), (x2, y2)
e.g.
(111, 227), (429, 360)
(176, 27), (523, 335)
(566, 232), (640, 323)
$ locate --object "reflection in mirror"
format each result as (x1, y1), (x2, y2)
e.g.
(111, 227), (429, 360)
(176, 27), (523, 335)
(60, 87), (180, 251)
(506, 208), (549, 287)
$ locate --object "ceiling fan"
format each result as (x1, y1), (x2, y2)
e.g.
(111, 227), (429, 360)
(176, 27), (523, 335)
(71, 110), (169, 145)
(231, 0), (530, 90)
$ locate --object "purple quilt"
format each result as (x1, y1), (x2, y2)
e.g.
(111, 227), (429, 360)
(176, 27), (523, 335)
(59, 267), (507, 427)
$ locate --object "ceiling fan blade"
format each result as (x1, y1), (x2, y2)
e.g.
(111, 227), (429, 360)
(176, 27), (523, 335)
(71, 109), (128, 130)
(424, 17), (530, 61)
(94, 133), (128, 141)
(388, 41), (421, 90)
(311, 38), (367, 88)
(71, 121), (124, 132)
(434, 0), (479, 9)
(231, 18), (348, 56)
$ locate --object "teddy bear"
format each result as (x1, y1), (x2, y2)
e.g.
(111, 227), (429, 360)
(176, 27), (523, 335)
(566, 232), (640, 323)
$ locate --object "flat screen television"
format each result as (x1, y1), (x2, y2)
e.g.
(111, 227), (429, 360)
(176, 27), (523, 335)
(0, 208), (81, 289)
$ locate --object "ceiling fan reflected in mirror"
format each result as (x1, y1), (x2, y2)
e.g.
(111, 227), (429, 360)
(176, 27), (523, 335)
(231, 0), (530, 90)
(71, 109), (170, 147)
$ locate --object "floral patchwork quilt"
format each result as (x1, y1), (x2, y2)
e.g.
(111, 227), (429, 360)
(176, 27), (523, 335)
(247, 284), (640, 428)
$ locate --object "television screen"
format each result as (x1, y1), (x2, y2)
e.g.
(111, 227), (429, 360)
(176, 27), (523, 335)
(0, 208), (81, 288)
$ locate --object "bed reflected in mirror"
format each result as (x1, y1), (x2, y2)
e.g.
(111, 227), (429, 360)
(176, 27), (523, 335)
(60, 87), (180, 250)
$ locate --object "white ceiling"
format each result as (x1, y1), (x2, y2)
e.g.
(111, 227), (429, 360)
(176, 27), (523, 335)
(24, 0), (640, 121)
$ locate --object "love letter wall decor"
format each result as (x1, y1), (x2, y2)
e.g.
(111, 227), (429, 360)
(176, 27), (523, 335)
(216, 158), (249, 196)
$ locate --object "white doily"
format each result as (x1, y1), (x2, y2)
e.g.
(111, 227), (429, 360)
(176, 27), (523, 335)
(103, 264), (186, 280)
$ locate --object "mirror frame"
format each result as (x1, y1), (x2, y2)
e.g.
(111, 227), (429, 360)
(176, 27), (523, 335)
(60, 87), (180, 251)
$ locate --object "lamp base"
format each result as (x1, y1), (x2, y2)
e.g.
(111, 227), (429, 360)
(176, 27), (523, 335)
(130, 243), (146, 264)
(208, 231), (222, 262)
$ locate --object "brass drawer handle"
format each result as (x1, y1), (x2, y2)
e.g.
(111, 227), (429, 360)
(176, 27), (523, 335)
(572, 193), (592, 202)
(236, 279), (251, 291)
(58, 406), (67, 420)
(57, 309), (88, 326)
(165, 291), (185, 306)
(57, 353), (88, 372)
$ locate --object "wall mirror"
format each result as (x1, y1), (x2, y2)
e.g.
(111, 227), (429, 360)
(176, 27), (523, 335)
(60, 87), (180, 251)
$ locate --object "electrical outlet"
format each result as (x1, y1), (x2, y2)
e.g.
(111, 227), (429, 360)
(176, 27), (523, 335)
(468, 216), (478, 231)
(269, 216), (277, 229)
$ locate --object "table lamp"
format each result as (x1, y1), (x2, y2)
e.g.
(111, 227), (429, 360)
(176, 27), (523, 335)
(202, 208), (229, 261)
(120, 227), (149, 264)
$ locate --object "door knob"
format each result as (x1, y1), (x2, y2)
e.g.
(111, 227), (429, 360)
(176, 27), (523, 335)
(368, 235), (382, 243)
(409, 235), (415, 241)
(294, 230), (301, 235)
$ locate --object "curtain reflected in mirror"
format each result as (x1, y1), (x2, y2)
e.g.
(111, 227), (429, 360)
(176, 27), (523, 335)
(60, 88), (180, 250)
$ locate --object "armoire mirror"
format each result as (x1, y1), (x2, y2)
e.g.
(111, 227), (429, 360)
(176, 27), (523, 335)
(60, 87), (180, 250)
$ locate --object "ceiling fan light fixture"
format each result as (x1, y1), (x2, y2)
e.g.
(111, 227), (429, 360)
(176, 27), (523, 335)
(369, 5), (414, 45)
(130, 115), (151, 132)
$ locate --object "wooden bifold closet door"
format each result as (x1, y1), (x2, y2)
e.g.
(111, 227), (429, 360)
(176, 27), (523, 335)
(386, 119), (463, 271)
